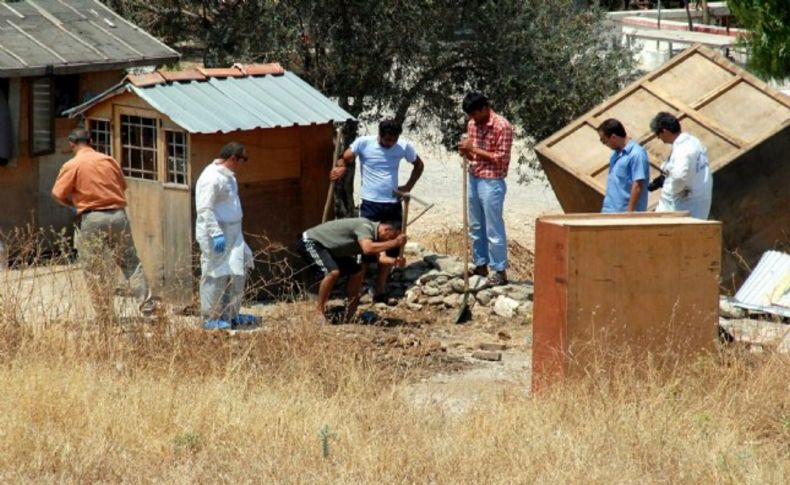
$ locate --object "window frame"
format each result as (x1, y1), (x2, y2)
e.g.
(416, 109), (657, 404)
(164, 129), (189, 187)
(87, 117), (113, 157)
(118, 111), (159, 182)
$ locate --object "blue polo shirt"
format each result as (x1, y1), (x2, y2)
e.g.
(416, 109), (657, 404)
(601, 139), (650, 212)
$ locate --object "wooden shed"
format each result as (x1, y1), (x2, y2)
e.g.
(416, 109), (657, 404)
(0, 0), (178, 238)
(535, 45), (790, 284)
(66, 64), (353, 300)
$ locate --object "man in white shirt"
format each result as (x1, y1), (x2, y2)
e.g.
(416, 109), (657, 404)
(650, 112), (713, 219)
(195, 142), (255, 330)
(329, 119), (424, 301)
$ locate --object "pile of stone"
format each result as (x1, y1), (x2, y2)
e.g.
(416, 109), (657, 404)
(363, 242), (533, 319)
(718, 297), (790, 353)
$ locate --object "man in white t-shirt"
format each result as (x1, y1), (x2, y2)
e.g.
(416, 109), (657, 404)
(329, 119), (424, 301)
(649, 112), (713, 219)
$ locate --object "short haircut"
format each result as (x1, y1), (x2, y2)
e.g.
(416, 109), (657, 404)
(68, 128), (91, 145)
(597, 118), (626, 138)
(462, 92), (489, 114)
(650, 112), (682, 135)
(220, 142), (246, 159)
(380, 220), (402, 232)
(378, 119), (402, 137)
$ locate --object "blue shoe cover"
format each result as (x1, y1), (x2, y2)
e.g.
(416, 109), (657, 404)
(203, 319), (231, 330)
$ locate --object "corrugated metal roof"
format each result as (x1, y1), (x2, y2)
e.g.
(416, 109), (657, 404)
(733, 251), (790, 317)
(0, 0), (179, 77)
(127, 71), (353, 133)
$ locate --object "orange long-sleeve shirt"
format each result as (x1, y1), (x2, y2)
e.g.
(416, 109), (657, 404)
(51, 146), (127, 214)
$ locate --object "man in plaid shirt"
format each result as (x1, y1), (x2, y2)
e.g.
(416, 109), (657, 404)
(458, 92), (513, 285)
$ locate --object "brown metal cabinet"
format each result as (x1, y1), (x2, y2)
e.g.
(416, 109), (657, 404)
(532, 213), (721, 391)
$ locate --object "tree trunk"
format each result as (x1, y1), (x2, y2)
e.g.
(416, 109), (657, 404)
(684, 1), (693, 31)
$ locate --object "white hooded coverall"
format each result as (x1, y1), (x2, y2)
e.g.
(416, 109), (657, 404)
(195, 160), (253, 321)
(656, 133), (713, 219)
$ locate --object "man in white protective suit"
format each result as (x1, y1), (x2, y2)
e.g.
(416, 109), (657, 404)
(195, 142), (257, 330)
(649, 112), (713, 219)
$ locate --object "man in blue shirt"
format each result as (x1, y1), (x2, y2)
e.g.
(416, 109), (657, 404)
(330, 119), (424, 301)
(598, 118), (650, 212)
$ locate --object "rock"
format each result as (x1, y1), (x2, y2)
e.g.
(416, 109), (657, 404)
(374, 303), (389, 311)
(387, 297), (399, 306)
(509, 286), (533, 302)
(472, 350), (502, 362)
(479, 342), (508, 351)
(436, 275), (450, 285)
(490, 286), (509, 296)
(476, 289), (493, 306)
(359, 293), (373, 305)
(516, 301), (533, 316)
(443, 294), (459, 308)
(428, 296), (445, 306)
(719, 296), (746, 319)
(405, 288), (420, 303)
(451, 278), (465, 293)
(493, 296), (520, 318)
(404, 242), (424, 256)
(451, 275), (487, 293)
(469, 275), (489, 291)
(407, 303), (424, 311)
(421, 285), (440, 297)
(424, 254), (466, 276)
(719, 318), (790, 348)
(418, 270), (442, 285)
(497, 330), (512, 340)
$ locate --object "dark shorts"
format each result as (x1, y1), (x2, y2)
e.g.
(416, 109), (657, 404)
(296, 236), (361, 277)
(360, 199), (402, 262)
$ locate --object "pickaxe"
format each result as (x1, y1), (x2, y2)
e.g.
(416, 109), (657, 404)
(392, 190), (435, 228)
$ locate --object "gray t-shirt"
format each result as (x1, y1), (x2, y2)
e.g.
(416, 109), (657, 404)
(305, 218), (379, 257)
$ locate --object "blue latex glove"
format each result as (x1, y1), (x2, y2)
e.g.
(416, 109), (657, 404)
(212, 234), (226, 253)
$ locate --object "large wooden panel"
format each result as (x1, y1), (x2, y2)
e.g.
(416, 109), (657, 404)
(162, 186), (193, 303)
(533, 214), (721, 391)
(649, 53), (735, 106)
(548, 124), (611, 175)
(593, 87), (676, 139)
(698, 81), (789, 143)
(125, 179), (165, 290)
(240, 178), (303, 247)
(298, 123), (334, 228)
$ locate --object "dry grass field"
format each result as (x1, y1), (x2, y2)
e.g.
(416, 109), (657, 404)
(1, 231), (788, 483)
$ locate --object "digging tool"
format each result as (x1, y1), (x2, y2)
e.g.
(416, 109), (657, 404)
(392, 190), (434, 229)
(322, 127), (345, 223)
(455, 153), (473, 324)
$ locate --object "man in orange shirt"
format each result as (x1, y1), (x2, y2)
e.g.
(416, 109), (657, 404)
(52, 128), (156, 320)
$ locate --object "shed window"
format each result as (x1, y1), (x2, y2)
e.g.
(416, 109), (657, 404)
(120, 114), (157, 180)
(89, 119), (112, 156)
(29, 77), (54, 156)
(166, 130), (188, 185)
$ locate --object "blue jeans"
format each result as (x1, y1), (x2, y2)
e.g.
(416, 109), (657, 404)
(468, 176), (508, 271)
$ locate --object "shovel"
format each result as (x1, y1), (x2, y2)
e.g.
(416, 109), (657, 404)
(455, 153), (473, 324)
(322, 126), (345, 223)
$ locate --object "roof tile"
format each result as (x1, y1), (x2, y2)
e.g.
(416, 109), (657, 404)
(160, 69), (207, 82)
(128, 72), (167, 87)
(244, 63), (285, 76)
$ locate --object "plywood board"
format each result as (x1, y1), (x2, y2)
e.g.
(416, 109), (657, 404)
(698, 80), (789, 143)
(547, 124), (611, 175)
(593, 87), (676, 138)
(649, 53), (735, 106)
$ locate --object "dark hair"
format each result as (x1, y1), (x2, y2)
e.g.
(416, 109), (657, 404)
(378, 119), (402, 137)
(68, 128), (91, 145)
(650, 112), (681, 135)
(220, 142), (247, 160)
(462, 92), (489, 114)
(380, 220), (402, 231)
(597, 118), (626, 138)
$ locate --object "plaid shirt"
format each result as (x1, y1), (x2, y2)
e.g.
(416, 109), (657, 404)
(466, 111), (513, 179)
